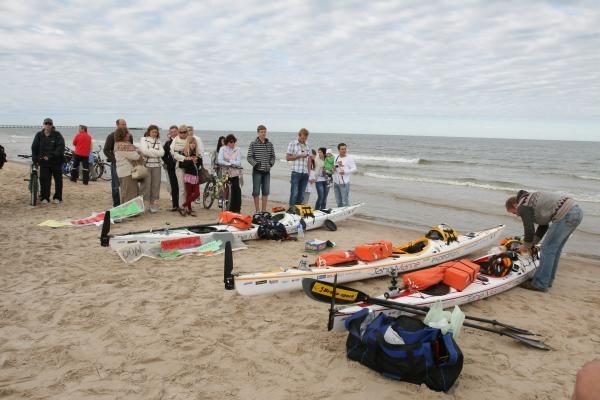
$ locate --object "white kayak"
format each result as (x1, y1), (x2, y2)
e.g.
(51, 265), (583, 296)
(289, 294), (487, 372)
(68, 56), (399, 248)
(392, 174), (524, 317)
(328, 251), (538, 332)
(230, 224), (506, 296)
(107, 203), (363, 250)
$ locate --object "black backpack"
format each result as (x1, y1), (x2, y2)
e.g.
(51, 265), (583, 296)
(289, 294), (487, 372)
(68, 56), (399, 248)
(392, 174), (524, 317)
(345, 309), (463, 392)
(0, 145), (6, 169)
(254, 212), (290, 241)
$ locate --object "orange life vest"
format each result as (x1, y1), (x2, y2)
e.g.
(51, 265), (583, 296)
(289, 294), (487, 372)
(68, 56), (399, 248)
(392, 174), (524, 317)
(218, 211), (253, 230)
(354, 240), (393, 262)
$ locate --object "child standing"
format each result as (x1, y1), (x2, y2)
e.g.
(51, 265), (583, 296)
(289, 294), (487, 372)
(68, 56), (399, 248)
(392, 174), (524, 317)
(180, 135), (202, 217)
(323, 148), (335, 187)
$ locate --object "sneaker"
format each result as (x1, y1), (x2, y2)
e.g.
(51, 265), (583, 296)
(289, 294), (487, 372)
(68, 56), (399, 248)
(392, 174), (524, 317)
(53, 199), (61, 204)
(520, 280), (548, 293)
(149, 205), (158, 214)
(218, 200), (223, 208)
(41, 199), (49, 204)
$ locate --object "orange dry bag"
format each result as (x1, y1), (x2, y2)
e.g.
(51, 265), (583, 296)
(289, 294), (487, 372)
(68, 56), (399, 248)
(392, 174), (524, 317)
(441, 259), (481, 291)
(402, 266), (447, 291)
(218, 211), (253, 230)
(315, 250), (358, 267)
(354, 240), (393, 262)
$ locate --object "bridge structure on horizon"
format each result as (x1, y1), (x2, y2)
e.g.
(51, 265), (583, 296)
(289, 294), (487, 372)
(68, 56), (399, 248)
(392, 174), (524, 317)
(0, 124), (143, 129)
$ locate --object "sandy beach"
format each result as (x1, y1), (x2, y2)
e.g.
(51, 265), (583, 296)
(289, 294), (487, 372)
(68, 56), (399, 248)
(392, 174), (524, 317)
(0, 160), (598, 400)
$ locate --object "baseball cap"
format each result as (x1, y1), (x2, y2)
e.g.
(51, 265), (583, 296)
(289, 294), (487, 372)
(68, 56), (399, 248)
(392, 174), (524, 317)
(43, 118), (53, 125)
(326, 148), (332, 154)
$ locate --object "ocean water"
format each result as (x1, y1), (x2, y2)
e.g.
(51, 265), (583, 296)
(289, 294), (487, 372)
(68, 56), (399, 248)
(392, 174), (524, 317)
(2, 126), (599, 259)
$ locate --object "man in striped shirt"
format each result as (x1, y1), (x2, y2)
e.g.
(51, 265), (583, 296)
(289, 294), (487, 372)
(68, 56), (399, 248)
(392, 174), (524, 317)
(286, 128), (311, 206)
(247, 125), (276, 213)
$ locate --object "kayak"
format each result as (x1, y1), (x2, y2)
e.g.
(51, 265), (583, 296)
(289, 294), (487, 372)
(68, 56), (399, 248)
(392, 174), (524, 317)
(230, 224), (506, 296)
(107, 203), (364, 250)
(328, 251), (538, 332)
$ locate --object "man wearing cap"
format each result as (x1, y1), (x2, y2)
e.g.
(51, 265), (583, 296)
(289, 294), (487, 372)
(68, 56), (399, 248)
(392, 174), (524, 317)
(104, 118), (133, 206)
(70, 125), (93, 185)
(31, 118), (66, 204)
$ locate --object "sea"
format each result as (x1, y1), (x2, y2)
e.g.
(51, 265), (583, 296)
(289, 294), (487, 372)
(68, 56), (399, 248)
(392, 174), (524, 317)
(2, 126), (599, 260)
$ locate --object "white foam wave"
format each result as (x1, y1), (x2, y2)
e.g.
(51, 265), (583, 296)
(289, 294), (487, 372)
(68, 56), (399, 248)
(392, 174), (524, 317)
(352, 154), (421, 164)
(364, 172), (517, 192)
(365, 172), (600, 204)
(577, 175), (600, 181)
(10, 135), (32, 139)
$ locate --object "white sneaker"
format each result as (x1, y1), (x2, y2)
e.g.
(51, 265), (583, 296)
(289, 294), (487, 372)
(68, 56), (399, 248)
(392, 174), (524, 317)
(41, 199), (49, 204)
(53, 199), (61, 204)
(149, 205), (158, 213)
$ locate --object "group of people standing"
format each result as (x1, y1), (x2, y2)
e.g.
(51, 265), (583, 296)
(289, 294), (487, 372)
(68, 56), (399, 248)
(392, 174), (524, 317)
(285, 128), (357, 209)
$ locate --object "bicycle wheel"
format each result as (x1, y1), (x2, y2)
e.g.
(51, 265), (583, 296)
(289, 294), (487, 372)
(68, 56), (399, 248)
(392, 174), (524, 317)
(203, 181), (215, 209)
(92, 162), (104, 181)
(62, 161), (72, 178)
(223, 182), (232, 211)
(30, 172), (38, 206)
(99, 162), (112, 181)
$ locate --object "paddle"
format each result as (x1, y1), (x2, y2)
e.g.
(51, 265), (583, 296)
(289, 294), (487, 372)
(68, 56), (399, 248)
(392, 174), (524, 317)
(224, 241), (235, 290)
(302, 278), (551, 351)
(100, 210), (111, 247)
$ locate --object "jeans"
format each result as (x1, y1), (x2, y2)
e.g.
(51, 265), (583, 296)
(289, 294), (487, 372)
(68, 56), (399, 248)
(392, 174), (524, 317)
(252, 169), (271, 197)
(532, 205), (583, 289)
(334, 183), (350, 207)
(110, 162), (120, 206)
(289, 171), (309, 206)
(315, 181), (329, 210)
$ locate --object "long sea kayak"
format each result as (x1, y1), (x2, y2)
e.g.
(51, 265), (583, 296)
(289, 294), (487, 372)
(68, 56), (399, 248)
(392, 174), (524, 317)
(328, 251), (538, 331)
(230, 224), (505, 296)
(106, 203), (363, 250)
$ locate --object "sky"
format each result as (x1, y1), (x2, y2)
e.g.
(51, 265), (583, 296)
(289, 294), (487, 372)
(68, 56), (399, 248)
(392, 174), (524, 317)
(0, 0), (599, 141)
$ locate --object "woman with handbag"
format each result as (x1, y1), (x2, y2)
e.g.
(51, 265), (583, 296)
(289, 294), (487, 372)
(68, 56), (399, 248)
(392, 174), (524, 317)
(180, 135), (202, 216)
(139, 125), (164, 213)
(114, 127), (141, 204)
(218, 134), (243, 213)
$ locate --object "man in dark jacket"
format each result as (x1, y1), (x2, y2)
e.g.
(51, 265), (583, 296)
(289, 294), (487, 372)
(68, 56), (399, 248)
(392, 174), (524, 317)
(104, 118), (131, 206)
(31, 118), (65, 204)
(247, 124), (276, 213)
(162, 125), (180, 211)
(506, 190), (583, 292)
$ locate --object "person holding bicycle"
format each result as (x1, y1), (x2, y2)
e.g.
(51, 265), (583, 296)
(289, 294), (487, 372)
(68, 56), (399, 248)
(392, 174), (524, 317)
(32, 118), (65, 204)
(70, 125), (92, 185)
(218, 134), (243, 213)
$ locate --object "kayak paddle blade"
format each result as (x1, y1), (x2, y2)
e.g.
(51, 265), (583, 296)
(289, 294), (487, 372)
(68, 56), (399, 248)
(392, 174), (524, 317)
(224, 241), (234, 290)
(327, 274), (338, 331)
(301, 278), (365, 305)
(324, 220), (337, 231)
(100, 210), (110, 247)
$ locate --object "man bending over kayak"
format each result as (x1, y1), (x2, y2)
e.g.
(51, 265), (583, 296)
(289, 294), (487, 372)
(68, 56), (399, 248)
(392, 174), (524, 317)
(505, 190), (583, 292)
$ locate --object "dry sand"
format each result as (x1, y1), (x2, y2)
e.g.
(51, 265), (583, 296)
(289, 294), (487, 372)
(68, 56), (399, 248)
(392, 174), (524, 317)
(0, 161), (598, 400)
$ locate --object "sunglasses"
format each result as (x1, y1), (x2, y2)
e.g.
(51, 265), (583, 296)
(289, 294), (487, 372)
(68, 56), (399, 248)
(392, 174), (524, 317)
(44, 122), (52, 125)
(178, 131), (188, 134)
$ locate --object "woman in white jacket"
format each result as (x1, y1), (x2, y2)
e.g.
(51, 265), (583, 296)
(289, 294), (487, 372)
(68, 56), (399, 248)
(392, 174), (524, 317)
(139, 125), (165, 213)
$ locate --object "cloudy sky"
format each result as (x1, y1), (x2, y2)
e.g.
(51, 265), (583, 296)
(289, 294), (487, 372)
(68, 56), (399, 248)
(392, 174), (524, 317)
(1, 1), (599, 140)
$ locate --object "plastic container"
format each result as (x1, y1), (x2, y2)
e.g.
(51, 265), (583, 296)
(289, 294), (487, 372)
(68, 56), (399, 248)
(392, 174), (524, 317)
(297, 222), (304, 238)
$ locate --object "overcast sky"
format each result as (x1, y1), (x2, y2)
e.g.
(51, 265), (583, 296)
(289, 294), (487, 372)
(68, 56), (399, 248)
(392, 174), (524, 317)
(1, 1), (599, 140)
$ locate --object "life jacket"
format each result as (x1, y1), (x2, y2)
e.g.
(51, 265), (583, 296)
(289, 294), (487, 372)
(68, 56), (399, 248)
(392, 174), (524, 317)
(271, 206), (286, 214)
(479, 252), (517, 277)
(345, 309), (463, 392)
(425, 224), (458, 245)
(402, 266), (447, 291)
(315, 250), (357, 267)
(288, 204), (315, 219)
(218, 211), (253, 230)
(354, 240), (393, 262)
(440, 259), (480, 291)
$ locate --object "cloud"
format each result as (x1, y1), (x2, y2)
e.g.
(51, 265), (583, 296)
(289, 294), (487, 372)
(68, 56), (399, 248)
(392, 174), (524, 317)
(0, 0), (599, 140)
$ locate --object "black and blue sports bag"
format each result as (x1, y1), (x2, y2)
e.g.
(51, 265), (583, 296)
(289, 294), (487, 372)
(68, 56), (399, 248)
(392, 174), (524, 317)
(345, 309), (463, 392)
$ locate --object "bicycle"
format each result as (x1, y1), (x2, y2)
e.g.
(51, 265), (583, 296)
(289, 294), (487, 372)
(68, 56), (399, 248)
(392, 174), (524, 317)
(18, 155), (39, 206)
(201, 171), (232, 211)
(91, 145), (111, 181)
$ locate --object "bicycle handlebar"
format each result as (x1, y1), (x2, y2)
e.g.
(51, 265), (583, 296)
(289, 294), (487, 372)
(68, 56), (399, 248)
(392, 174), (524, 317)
(17, 154), (32, 159)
